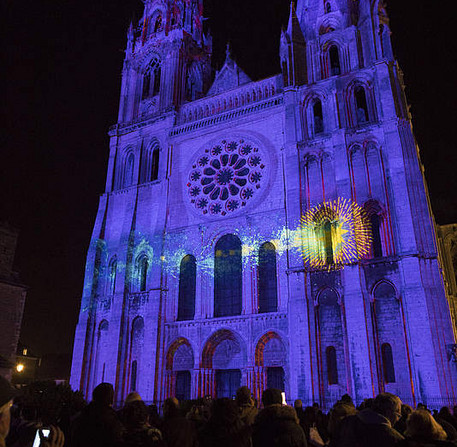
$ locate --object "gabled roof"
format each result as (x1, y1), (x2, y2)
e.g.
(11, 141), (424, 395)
(207, 45), (251, 96)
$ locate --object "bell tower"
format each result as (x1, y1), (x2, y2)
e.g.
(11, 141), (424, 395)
(117, 0), (212, 123)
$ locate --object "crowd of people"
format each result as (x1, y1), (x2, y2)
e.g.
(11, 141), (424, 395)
(2, 375), (457, 447)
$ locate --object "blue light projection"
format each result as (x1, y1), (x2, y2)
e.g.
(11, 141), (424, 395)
(84, 197), (371, 307)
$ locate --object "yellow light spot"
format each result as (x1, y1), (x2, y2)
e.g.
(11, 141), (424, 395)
(16, 363), (24, 373)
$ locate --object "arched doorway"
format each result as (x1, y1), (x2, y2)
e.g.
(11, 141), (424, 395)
(165, 338), (194, 401)
(254, 332), (286, 401)
(201, 330), (246, 398)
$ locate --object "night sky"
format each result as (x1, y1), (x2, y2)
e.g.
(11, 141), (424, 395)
(3, 0), (457, 361)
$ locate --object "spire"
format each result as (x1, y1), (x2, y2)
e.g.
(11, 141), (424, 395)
(225, 43), (231, 63)
(280, 1), (307, 87)
(126, 21), (135, 52)
(286, 2), (305, 45)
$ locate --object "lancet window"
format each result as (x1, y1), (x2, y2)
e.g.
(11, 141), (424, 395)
(258, 242), (278, 313)
(214, 235), (242, 317)
(177, 255), (196, 321)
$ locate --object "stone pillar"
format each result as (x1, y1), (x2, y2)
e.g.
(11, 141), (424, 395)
(194, 262), (203, 319)
(342, 265), (376, 404)
(191, 369), (199, 399)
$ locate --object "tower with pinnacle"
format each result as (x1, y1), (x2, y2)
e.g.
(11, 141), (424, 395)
(71, 0), (457, 407)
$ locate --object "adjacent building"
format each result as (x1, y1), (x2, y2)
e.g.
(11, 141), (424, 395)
(0, 223), (27, 379)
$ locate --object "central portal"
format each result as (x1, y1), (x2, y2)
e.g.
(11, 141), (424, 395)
(216, 369), (241, 398)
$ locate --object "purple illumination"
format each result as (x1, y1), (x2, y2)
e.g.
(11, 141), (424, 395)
(70, 0), (457, 410)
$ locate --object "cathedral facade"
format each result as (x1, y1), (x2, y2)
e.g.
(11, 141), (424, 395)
(70, 0), (457, 408)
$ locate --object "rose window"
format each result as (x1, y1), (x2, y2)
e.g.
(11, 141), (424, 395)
(187, 138), (267, 216)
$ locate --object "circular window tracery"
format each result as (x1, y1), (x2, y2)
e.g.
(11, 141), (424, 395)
(187, 138), (267, 216)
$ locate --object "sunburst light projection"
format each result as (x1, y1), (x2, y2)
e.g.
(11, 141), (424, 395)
(300, 198), (372, 270)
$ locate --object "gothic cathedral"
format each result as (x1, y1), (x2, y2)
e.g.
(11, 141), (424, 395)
(71, 0), (457, 408)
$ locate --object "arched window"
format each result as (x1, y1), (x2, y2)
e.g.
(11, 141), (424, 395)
(142, 72), (151, 100)
(123, 153), (135, 188)
(154, 15), (162, 33)
(152, 66), (161, 96)
(329, 45), (341, 76)
(326, 346), (338, 385)
(142, 63), (161, 99)
(355, 86), (369, 124)
(151, 148), (159, 181)
(214, 235), (242, 317)
(258, 242), (278, 313)
(370, 214), (383, 258)
(107, 257), (117, 295)
(140, 142), (160, 183)
(137, 256), (148, 292)
(323, 220), (334, 265)
(313, 99), (324, 135)
(178, 255), (196, 321)
(381, 343), (395, 383)
(131, 360), (138, 391)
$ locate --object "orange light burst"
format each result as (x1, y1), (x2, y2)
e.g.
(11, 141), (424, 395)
(300, 198), (372, 270)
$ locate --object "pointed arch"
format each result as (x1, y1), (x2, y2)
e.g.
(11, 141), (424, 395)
(141, 139), (160, 183)
(117, 150), (135, 189)
(345, 80), (376, 127)
(355, 86), (369, 124)
(302, 92), (327, 139)
(313, 99), (324, 135)
(135, 254), (149, 292)
(255, 331), (285, 367)
(258, 242), (278, 313)
(329, 45), (341, 76)
(177, 254), (196, 321)
(364, 199), (390, 258)
(166, 337), (193, 370)
(142, 58), (161, 99)
(201, 329), (246, 370)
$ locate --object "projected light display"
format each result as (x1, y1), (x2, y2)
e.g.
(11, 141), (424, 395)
(300, 198), (372, 270)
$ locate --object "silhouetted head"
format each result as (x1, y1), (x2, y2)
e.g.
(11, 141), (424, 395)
(125, 391), (142, 404)
(340, 394), (354, 406)
(92, 383), (114, 406)
(406, 409), (447, 441)
(294, 399), (303, 410)
(122, 400), (149, 429)
(163, 397), (180, 418)
(262, 388), (282, 407)
(402, 404), (413, 417)
(328, 403), (357, 437)
(372, 393), (402, 425)
(236, 386), (252, 406)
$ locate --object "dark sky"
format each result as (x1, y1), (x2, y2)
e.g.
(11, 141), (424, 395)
(3, 0), (457, 358)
